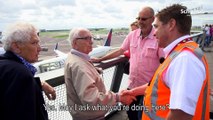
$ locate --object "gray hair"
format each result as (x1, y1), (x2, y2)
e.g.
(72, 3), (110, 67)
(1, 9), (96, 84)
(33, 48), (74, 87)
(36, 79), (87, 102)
(2, 22), (38, 51)
(67, 28), (91, 47)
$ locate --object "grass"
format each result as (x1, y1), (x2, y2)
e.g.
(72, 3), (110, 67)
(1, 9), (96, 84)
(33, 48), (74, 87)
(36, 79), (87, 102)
(53, 34), (69, 38)
(39, 28), (129, 39)
(39, 31), (69, 39)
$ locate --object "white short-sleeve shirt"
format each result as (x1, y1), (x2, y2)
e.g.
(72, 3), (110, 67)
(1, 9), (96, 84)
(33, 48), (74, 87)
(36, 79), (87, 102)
(163, 35), (206, 115)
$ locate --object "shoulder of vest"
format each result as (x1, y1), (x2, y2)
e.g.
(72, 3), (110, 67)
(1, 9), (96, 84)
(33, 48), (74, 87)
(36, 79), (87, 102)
(170, 41), (206, 64)
(175, 41), (198, 50)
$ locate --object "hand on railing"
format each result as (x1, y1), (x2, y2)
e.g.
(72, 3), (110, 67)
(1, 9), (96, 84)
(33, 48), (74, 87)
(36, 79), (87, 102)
(90, 57), (102, 63)
(95, 67), (103, 74)
(42, 81), (56, 100)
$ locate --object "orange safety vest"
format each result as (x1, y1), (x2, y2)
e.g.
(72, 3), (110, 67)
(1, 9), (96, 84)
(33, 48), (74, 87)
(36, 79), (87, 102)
(142, 40), (210, 120)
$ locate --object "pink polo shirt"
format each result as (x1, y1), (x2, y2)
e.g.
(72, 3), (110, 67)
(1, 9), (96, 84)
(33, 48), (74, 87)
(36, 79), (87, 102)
(121, 28), (164, 89)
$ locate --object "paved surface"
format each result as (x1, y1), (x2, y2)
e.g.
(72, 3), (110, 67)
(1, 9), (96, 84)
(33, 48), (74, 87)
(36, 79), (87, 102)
(203, 46), (213, 112)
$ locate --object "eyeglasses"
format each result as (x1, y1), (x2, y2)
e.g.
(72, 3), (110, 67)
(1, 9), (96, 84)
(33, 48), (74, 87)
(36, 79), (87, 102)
(76, 36), (93, 40)
(136, 16), (153, 21)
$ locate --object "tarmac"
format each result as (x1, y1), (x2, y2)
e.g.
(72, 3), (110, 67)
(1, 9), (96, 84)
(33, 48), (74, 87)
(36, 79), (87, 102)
(202, 45), (213, 112)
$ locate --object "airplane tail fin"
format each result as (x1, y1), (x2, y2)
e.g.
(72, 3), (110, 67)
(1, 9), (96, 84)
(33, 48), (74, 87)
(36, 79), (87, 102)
(54, 43), (67, 57)
(103, 29), (112, 46)
(54, 42), (58, 50)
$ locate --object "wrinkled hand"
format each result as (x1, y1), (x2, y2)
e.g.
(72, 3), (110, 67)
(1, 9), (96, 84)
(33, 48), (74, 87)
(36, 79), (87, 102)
(119, 91), (136, 105)
(121, 89), (136, 96)
(95, 67), (103, 74)
(42, 81), (56, 100)
(90, 57), (102, 63)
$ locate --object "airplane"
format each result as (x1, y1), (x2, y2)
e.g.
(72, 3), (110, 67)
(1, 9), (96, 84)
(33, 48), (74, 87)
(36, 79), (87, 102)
(53, 29), (113, 58)
(93, 35), (103, 40)
(88, 28), (112, 58)
(34, 28), (115, 74)
(191, 12), (213, 16)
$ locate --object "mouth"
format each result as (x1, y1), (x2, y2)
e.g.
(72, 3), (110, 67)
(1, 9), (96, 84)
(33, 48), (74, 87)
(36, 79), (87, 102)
(36, 54), (39, 58)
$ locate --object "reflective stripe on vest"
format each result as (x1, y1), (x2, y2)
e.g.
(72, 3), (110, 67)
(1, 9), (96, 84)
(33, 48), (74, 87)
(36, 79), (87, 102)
(142, 41), (210, 120)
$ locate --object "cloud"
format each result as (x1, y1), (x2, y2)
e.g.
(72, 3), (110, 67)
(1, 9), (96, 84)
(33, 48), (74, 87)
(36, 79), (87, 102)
(37, 0), (76, 8)
(0, 0), (212, 30)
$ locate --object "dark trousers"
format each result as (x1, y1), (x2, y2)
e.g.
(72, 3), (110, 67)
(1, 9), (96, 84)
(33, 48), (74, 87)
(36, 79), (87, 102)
(127, 95), (144, 120)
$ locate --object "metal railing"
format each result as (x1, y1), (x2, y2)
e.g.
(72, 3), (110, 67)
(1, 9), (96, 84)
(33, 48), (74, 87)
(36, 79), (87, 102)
(39, 56), (128, 120)
(38, 31), (213, 120)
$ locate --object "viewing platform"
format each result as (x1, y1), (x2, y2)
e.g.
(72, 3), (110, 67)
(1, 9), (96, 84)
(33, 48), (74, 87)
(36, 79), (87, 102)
(35, 31), (213, 120)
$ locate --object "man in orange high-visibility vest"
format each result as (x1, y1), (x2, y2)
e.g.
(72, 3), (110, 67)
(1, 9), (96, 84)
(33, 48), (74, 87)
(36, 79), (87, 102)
(150, 4), (210, 119)
(123, 4), (210, 120)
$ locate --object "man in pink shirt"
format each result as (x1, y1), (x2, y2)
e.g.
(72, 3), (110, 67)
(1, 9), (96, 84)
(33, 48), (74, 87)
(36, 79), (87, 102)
(92, 6), (164, 120)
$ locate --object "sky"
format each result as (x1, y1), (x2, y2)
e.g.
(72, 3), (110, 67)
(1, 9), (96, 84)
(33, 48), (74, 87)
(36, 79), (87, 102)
(0, 0), (213, 31)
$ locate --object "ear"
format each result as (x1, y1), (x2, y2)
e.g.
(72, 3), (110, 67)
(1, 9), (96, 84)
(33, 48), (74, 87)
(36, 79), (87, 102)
(168, 18), (176, 32)
(11, 42), (21, 54)
(72, 40), (78, 49)
(150, 16), (155, 23)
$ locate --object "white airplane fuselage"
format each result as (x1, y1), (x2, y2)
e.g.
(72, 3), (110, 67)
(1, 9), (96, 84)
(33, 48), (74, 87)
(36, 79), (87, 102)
(34, 46), (112, 74)
(89, 46), (111, 58)
(33, 55), (67, 74)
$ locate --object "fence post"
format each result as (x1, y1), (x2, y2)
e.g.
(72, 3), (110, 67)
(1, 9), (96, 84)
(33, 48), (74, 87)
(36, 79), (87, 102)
(110, 60), (127, 92)
(201, 31), (206, 50)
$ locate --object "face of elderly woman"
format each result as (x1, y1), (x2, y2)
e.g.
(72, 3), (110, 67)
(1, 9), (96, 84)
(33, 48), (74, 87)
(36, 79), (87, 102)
(16, 32), (41, 63)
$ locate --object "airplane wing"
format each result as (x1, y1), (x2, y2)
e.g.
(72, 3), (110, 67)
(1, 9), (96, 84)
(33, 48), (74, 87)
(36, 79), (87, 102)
(54, 49), (67, 57)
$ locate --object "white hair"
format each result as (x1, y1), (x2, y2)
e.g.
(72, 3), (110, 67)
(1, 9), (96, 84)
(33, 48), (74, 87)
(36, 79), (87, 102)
(67, 27), (90, 47)
(2, 22), (38, 51)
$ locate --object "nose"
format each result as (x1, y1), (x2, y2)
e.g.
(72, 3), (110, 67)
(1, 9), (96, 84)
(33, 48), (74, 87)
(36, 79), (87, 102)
(153, 30), (157, 37)
(90, 40), (93, 45)
(37, 44), (41, 52)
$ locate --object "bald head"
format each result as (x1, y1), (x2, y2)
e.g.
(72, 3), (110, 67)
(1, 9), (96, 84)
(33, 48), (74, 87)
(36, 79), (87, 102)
(139, 7), (154, 17)
(68, 28), (91, 47)
(68, 28), (93, 54)
(137, 6), (154, 35)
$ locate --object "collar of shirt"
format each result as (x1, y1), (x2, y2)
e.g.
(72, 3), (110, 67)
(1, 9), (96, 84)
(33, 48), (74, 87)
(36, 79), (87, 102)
(14, 53), (37, 76)
(0, 47), (5, 54)
(71, 49), (90, 61)
(163, 35), (191, 58)
(137, 27), (155, 40)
